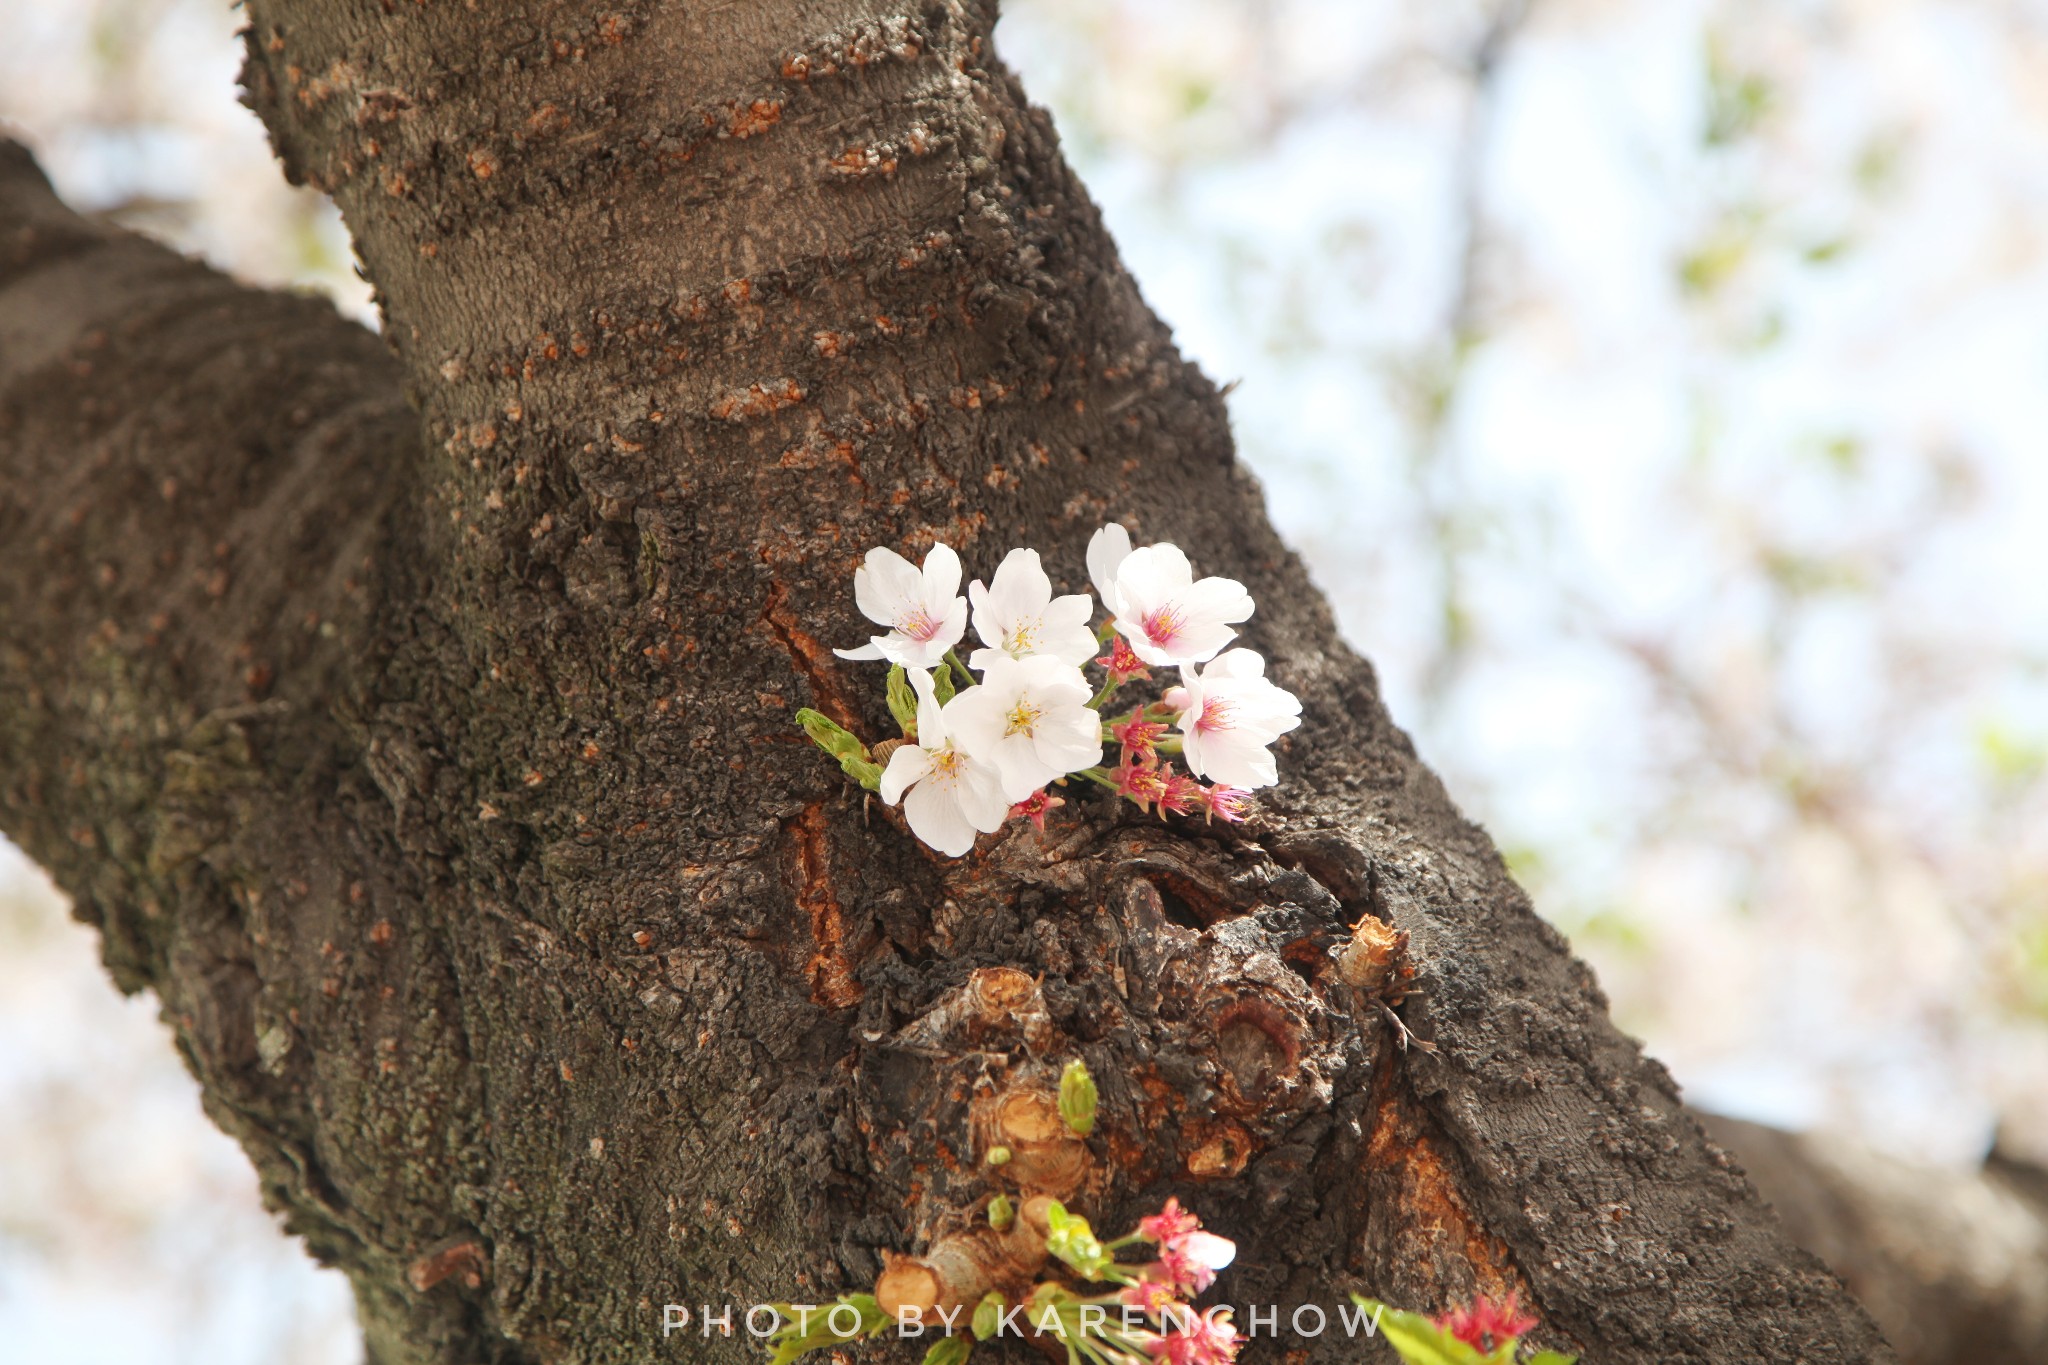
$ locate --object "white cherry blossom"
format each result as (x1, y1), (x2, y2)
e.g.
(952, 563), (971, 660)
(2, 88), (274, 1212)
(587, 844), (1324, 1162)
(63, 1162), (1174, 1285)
(834, 543), (968, 668)
(878, 668), (1010, 856)
(967, 548), (1098, 671)
(1166, 648), (1301, 790)
(1086, 522), (1132, 605)
(1089, 523), (1254, 666)
(945, 655), (1104, 801)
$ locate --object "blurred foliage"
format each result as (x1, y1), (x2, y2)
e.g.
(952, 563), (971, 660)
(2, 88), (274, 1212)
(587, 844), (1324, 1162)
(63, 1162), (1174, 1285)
(1001, 0), (2048, 1163)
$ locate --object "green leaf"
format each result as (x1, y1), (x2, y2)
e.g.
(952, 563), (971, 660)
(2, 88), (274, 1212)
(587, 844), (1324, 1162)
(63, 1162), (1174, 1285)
(932, 660), (957, 705)
(886, 665), (919, 737)
(762, 1295), (890, 1365)
(1347, 1295), (1569, 1365)
(1041, 1201), (1112, 1279)
(971, 1291), (1005, 1341)
(1347, 1298), (1487, 1365)
(922, 1338), (973, 1365)
(1058, 1059), (1097, 1136)
(795, 710), (882, 791)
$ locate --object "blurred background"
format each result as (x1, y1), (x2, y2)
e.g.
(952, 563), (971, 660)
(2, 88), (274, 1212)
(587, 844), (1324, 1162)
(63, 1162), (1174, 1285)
(3, 0), (2046, 1359)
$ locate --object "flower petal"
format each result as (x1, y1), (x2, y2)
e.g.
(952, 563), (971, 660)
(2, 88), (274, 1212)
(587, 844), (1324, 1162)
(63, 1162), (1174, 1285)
(1114, 542), (1194, 612)
(1187, 726), (1279, 789)
(878, 743), (930, 805)
(854, 547), (923, 625)
(934, 596), (969, 654)
(988, 547), (1052, 619)
(906, 666), (946, 745)
(904, 780), (978, 856)
(920, 542), (962, 604)
(1203, 647), (1267, 680)
(957, 759), (1015, 833)
(1086, 523), (1133, 606)
(1178, 574), (1255, 627)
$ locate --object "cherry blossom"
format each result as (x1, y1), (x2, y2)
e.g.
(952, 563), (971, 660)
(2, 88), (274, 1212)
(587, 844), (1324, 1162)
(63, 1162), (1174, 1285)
(877, 668), (1010, 857)
(1095, 634), (1151, 685)
(1108, 759), (1171, 812)
(834, 543), (968, 668)
(1085, 522), (1132, 604)
(1434, 1294), (1538, 1354)
(1009, 788), (1065, 833)
(967, 547), (1098, 671)
(807, 532), (1296, 856)
(1149, 1242), (1225, 1296)
(1087, 524), (1254, 667)
(1143, 1311), (1241, 1365)
(946, 656), (1104, 801)
(1109, 716), (1169, 762)
(1158, 772), (1205, 816)
(1138, 1198), (1202, 1244)
(1165, 649), (1301, 790)
(1119, 1279), (1182, 1315)
(1193, 784), (1251, 825)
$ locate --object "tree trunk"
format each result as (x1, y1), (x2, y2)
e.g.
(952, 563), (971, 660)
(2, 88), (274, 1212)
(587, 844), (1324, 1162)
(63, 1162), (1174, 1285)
(0, 3), (1897, 1363)
(1702, 1115), (2048, 1365)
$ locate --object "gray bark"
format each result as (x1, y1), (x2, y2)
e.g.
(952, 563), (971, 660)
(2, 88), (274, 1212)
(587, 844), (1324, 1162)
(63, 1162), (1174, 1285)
(0, 4), (1897, 1362)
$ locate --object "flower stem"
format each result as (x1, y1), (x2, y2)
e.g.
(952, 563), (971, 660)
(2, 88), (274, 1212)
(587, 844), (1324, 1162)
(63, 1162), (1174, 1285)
(944, 648), (976, 690)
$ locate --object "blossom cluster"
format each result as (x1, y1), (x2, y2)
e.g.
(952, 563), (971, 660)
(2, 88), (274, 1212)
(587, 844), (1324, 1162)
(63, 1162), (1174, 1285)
(761, 1198), (1244, 1365)
(984, 1197), (1244, 1365)
(798, 526), (1302, 855)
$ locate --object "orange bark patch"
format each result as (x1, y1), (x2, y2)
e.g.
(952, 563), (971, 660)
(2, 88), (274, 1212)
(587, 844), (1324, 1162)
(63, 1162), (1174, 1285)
(1364, 1051), (1524, 1301)
(1184, 1119), (1255, 1179)
(709, 379), (803, 422)
(727, 100), (784, 138)
(792, 802), (863, 1010)
(407, 1239), (486, 1292)
(829, 146), (897, 176)
(759, 579), (859, 729)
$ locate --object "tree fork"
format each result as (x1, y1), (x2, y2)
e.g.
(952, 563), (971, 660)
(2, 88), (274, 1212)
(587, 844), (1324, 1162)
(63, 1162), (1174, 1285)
(0, 3), (1895, 1363)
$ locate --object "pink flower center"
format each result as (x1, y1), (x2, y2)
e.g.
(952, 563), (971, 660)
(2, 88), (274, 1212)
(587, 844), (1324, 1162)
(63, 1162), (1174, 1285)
(895, 606), (943, 642)
(1192, 695), (1237, 734)
(1140, 603), (1186, 647)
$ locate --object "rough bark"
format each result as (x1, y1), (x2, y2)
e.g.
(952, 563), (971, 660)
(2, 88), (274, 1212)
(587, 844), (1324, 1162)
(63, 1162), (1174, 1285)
(0, 3), (1898, 1363)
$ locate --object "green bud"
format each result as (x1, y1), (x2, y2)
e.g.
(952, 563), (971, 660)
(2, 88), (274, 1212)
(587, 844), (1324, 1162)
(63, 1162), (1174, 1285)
(933, 659), (957, 705)
(886, 666), (919, 737)
(798, 708), (863, 760)
(795, 709), (883, 792)
(1058, 1058), (1097, 1137)
(971, 1292), (1005, 1341)
(986, 1194), (1015, 1231)
(922, 1339), (972, 1365)
(1041, 1200), (1112, 1279)
(985, 1145), (1012, 1167)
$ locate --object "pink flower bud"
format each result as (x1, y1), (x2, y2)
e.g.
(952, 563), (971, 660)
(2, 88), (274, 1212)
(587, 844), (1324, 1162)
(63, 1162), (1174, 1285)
(1008, 789), (1065, 833)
